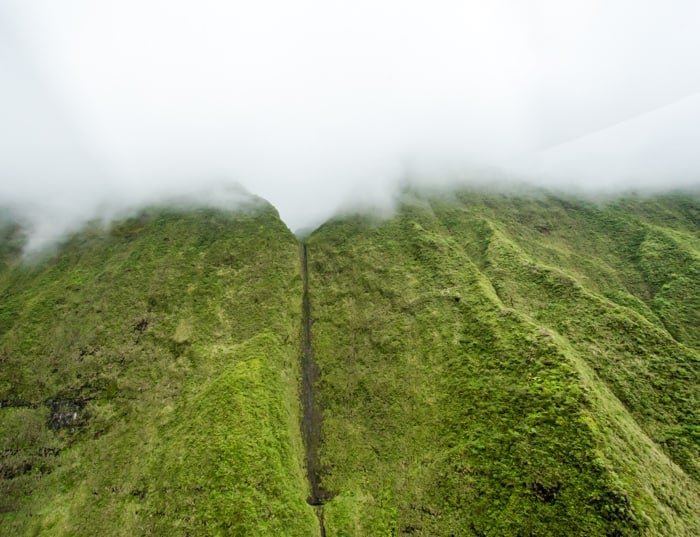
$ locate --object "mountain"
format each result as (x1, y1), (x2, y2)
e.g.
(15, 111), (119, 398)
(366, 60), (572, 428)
(0, 189), (698, 536)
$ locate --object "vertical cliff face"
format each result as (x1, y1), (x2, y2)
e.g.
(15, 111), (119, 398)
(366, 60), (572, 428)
(0, 190), (698, 536)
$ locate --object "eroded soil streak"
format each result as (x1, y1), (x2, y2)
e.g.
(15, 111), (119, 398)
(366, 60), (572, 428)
(299, 242), (327, 536)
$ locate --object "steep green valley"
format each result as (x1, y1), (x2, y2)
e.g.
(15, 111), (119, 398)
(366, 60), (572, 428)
(0, 189), (698, 536)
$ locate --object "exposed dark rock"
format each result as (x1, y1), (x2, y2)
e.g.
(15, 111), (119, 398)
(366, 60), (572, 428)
(48, 400), (85, 431)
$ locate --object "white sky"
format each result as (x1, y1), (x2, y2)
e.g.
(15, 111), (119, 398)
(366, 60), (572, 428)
(1, 1), (699, 244)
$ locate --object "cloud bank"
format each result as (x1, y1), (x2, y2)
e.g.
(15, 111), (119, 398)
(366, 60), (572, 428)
(1, 1), (699, 246)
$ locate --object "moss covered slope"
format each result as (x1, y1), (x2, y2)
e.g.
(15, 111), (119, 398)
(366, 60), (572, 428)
(0, 189), (698, 536)
(0, 201), (317, 536)
(307, 191), (699, 536)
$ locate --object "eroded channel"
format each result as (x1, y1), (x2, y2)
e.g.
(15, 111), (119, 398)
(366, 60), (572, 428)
(299, 242), (328, 536)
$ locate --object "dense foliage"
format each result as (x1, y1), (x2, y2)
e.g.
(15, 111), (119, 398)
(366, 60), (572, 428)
(0, 201), (317, 536)
(308, 190), (699, 535)
(0, 189), (698, 536)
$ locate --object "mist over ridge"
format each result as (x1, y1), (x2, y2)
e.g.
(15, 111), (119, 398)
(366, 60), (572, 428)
(1, 1), (699, 248)
(1, 5), (700, 530)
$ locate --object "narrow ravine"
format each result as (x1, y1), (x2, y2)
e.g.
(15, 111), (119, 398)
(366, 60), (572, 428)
(299, 242), (328, 536)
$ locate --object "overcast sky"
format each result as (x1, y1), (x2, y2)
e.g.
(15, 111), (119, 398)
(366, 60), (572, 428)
(1, 1), (699, 245)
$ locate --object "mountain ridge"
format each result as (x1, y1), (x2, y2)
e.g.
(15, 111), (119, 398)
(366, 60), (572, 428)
(0, 188), (698, 535)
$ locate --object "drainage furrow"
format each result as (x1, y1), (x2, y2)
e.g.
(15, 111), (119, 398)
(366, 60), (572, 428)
(299, 242), (327, 536)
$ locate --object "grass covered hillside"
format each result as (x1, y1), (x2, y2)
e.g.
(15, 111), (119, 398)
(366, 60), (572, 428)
(0, 189), (698, 536)
(0, 200), (318, 536)
(306, 190), (699, 536)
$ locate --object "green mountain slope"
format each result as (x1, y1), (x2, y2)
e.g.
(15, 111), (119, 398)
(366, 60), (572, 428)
(0, 189), (698, 536)
(307, 191), (699, 536)
(0, 201), (317, 535)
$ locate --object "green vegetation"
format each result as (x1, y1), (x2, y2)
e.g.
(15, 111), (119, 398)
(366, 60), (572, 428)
(0, 188), (698, 536)
(0, 200), (316, 535)
(308, 190), (699, 536)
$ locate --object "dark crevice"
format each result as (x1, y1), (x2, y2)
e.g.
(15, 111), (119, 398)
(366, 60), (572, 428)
(299, 242), (329, 536)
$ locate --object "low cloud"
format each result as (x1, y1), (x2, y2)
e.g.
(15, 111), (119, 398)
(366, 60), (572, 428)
(1, 1), (699, 248)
